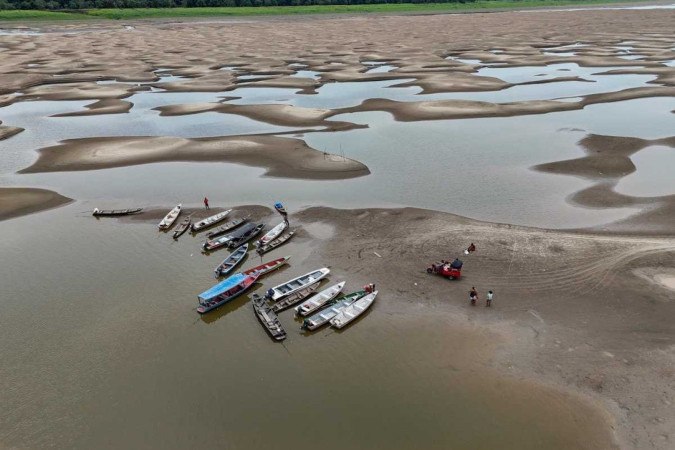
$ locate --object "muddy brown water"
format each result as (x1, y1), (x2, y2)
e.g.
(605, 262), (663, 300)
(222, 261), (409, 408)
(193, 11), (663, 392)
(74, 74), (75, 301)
(0, 209), (616, 449)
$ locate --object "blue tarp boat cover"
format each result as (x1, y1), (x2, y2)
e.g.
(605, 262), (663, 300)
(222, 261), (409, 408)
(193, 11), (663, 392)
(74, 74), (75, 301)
(198, 273), (246, 301)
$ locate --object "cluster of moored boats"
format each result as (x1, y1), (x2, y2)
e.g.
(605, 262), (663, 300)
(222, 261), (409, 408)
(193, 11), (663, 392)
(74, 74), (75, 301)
(93, 203), (377, 341)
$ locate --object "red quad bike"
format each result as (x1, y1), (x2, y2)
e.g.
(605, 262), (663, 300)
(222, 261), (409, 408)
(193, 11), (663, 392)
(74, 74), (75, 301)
(427, 258), (463, 280)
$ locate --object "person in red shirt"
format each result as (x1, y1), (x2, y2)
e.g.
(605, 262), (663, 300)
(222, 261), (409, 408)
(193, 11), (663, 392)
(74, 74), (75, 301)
(203, 197), (210, 210)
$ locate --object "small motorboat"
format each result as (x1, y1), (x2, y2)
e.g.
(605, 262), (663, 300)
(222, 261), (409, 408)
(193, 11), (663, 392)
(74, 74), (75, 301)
(256, 221), (287, 247)
(191, 209), (232, 232)
(173, 217), (191, 239)
(158, 204), (181, 230)
(256, 231), (294, 255)
(301, 292), (364, 331)
(92, 208), (143, 216)
(252, 294), (287, 341)
(214, 244), (248, 277)
(294, 282), (347, 317)
(265, 267), (330, 301)
(242, 256), (290, 278)
(206, 216), (249, 239)
(202, 223), (262, 252)
(227, 223), (264, 248)
(270, 281), (321, 313)
(197, 272), (259, 314)
(330, 291), (378, 329)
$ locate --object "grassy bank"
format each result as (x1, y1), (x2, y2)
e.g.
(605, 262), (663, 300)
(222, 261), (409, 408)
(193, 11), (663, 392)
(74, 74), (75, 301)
(0, 0), (654, 21)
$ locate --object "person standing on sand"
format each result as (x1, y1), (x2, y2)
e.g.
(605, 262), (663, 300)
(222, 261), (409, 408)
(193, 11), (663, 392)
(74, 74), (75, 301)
(203, 197), (209, 210)
(486, 290), (494, 307)
(469, 287), (478, 306)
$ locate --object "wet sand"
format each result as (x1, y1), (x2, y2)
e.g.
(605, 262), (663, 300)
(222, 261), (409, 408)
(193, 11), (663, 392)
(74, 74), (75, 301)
(292, 205), (675, 450)
(0, 187), (72, 221)
(19, 135), (370, 179)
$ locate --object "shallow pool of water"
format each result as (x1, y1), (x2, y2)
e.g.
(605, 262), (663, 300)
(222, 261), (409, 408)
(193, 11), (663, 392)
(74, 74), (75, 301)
(615, 145), (675, 198)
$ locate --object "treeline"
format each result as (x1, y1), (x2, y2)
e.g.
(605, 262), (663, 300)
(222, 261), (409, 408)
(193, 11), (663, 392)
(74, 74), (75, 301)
(2, 0), (475, 11)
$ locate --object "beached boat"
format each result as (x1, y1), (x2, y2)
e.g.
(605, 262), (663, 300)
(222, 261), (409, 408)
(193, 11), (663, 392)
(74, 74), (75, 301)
(265, 267), (330, 301)
(206, 216), (249, 239)
(158, 204), (181, 230)
(214, 243), (248, 277)
(227, 222), (264, 248)
(252, 294), (287, 341)
(256, 231), (294, 255)
(242, 256), (290, 277)
(172, 217), (191, 239)
(294, 281), (347, 316)
(92, 207), (143, 216)
(257, 221), (287, 247)
(330, 291), (378, 329)
(301, 292), (363, 330)
(197, 272), (259, 314)
(202, 223), (262, 252)
(271, 281), (321, 313)
(191, 209), (232, 232)
(274, 202), (287, 216)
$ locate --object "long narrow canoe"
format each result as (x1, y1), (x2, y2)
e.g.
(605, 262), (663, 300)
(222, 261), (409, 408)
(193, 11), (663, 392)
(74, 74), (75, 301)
(301, 294), (361, 331)
(191, 209), (232, 232)
(242, 256), (290, 278)
(92, 208), (143, 216)
(295, 282), (347, 317)
(257, 221), (287, 247)
(252, 294), (287, 341)
(173, 217), (191, 239)
(271, 281), (321, 313)
(256, 231), (294, 255)
(197, 272), (259, 314)
(158, 204), (181, 230)
(214, 243), (248, 277)
(202, 222), (261, 252)
(206, 216), (249, 239)
(330, 291), (378, 329)
(265, 267), (330, 301)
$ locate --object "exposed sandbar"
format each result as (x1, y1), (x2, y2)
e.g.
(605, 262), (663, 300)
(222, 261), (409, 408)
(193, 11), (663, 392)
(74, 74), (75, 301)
(0, 187), (72, 221)
(19, 135), (370, 179)
(51, 99), (133, 117)
(0, 122), (24, 141)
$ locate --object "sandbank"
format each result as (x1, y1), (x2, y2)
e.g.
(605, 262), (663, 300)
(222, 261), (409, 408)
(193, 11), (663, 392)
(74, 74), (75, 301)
(19, 135), (370, 179)
(0, 187), (72, 221)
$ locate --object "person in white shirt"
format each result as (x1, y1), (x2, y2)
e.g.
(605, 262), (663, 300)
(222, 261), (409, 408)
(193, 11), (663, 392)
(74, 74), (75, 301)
(486, 290), (494, 307)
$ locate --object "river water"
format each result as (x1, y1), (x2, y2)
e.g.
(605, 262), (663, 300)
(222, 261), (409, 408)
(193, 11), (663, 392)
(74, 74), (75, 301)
(1, 58), (673, 448)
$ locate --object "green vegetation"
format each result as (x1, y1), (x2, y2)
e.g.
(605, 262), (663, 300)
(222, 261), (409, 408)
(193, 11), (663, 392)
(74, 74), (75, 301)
(0, 0), (652, 21)
(0, 9), (87, 18)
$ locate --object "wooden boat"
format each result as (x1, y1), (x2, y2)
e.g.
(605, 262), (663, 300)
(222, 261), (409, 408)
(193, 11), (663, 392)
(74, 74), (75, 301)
(172, 217), (191, 239)
(214, 243), (248, 277)
(257, 221), (287, 247)
(256, 231), (294, 255)
(92, 207), (143, 216)
(197, 272), (259, 314)
(252, 294), (287, 341)
(265, 267), (330, 301)
(294, 281), (346, 316)
(330, 291), (378, 329)
(158, 204), (181, 230)
(191, 209), (232, 232)
(202, 223), (261, 252)
(227, 223), (264, 248)
(206, 216), (249, 239)
(301, 292), (364, 330)
(242, 256), (290, 277)
(274, 202), (287, 216)
(271, 281), (321, 313)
